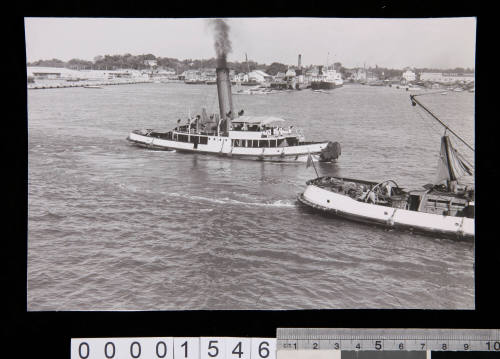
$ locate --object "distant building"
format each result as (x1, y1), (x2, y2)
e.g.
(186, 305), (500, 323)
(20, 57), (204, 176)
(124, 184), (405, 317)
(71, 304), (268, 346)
(27, 66), (84, 80)
(285, 68), (296, 77)
(26, 66), (150, 81)
(292, 67), (305, 84)
(353, 68), (367, 82)
(236, 73), (249, 82)
(201, 69), (216, 82)
(248, 70), (272, 83)
(366, 70), (379, 82)
(182, 70), (201, 81)
(419, 72), (474, 84)
(157, 67), (176, 75)
(144, 59), (157, 67)
(402, 70), (416, 83)
(387, 76), (402, 84)
(275, 72), (286, 80)
(302, 67), (317, 83)
(31, 70), (61, 79)
(307, 67), (320, 76)
(149, 68), (178, 79)
(109, 70), (133, 79)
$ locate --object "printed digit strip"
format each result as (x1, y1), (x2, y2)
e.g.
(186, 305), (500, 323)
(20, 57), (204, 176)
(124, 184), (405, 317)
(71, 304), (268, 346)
(71, 337), (276, 359)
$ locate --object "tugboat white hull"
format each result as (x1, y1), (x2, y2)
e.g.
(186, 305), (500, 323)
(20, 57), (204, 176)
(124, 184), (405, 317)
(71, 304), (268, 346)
(298, 184), (474, 239)
(127, 132), (332, 162)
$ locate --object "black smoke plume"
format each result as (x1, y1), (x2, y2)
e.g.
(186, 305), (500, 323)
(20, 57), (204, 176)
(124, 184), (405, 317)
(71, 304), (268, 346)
(208, 18), (232, 68)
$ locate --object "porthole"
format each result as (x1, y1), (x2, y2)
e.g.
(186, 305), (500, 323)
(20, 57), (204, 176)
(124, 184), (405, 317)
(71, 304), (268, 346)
(384, 211), (388, 215)
(327, 199), (330, 203)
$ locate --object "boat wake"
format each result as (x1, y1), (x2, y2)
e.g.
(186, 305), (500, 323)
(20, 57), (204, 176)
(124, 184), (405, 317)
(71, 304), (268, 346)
(144, 149), (177, 153)
(167, 192), (295, 208)
(113, 182), (294, 208)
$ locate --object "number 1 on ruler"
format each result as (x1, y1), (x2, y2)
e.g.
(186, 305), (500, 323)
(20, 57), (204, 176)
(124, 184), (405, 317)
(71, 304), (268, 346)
(174, 338), (199, 359)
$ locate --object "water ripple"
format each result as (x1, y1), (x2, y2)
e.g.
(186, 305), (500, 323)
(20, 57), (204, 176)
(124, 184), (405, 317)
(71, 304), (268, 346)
(27, 83), (474, 310)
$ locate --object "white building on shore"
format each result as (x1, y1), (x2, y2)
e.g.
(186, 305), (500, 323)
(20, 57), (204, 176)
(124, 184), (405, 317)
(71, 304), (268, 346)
(26, 66), (150, 81)
(353, 68), (367, 82)
(419, 72), (475, 84)
(248, 70), (272, 83)
(402, 69), (416, 83)
(27, 66), (81, 79)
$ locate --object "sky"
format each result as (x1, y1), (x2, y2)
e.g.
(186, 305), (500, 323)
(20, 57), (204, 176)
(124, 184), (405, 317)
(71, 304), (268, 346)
(24, 17), (476, 69)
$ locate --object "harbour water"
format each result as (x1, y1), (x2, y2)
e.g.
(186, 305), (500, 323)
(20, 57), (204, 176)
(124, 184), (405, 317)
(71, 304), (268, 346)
(27, 83), (474, 310)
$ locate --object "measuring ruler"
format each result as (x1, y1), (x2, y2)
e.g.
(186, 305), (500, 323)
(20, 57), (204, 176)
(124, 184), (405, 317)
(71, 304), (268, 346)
(277, 328), (500, 352)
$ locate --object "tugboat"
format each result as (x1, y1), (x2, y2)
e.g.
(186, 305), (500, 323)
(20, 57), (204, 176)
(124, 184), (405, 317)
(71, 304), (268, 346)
(298, 94), (474, 239)
(127, 51), (341, 162)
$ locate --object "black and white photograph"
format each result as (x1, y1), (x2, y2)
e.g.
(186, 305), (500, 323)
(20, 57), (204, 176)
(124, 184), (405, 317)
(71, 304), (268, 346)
(26, 17), (476, 311)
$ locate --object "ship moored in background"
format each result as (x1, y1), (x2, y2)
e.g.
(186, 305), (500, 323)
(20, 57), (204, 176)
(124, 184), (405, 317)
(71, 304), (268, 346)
(298, 94), (474, 239)
(310, 65), (344, 90)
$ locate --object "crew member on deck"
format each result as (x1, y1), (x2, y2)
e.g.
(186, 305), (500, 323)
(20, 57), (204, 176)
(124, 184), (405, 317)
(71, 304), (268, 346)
(385, 183), (392, 197)
(359, 188), (376, 203)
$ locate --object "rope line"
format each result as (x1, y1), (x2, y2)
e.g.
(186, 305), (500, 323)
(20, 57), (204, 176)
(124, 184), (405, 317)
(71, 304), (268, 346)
(411, 94), (474, 152)
(414, 105), (442, 138)
(412, 100), (474, 172)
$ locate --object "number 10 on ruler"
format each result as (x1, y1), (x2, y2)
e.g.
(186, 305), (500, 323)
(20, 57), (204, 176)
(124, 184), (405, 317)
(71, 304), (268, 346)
(71, 337), (276, 359)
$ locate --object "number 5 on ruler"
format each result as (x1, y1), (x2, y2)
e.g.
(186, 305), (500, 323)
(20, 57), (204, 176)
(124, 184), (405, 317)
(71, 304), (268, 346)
(201, 338), (225, 359)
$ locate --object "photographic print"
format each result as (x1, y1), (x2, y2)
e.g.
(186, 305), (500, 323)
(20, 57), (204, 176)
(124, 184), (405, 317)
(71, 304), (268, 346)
(26, 17), (475, 310)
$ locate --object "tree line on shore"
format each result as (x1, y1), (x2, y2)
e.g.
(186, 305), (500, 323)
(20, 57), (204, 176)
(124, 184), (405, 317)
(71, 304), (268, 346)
(27, 54), (284, 75)
(27, 54), (474, 78)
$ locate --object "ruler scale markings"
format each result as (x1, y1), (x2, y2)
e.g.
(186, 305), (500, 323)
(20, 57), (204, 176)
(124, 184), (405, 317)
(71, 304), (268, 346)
(277, 329), (500, 352)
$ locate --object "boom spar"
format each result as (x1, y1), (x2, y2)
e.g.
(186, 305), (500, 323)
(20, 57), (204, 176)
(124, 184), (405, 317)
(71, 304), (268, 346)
(410, 94), (474, 153)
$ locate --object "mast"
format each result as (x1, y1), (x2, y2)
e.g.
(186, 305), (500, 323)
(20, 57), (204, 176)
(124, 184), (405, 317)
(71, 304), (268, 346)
(410, 94), (475, 152)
